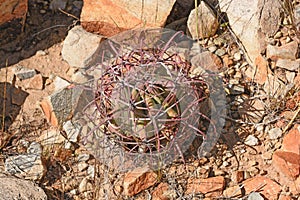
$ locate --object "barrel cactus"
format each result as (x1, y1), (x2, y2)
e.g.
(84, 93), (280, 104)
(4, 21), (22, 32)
(75, 28), (226, 172)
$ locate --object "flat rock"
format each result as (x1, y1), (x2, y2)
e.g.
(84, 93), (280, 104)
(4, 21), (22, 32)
(185, 176), (225, 197)
(5, 142), (46, 181)
(13, 66), (37, 80)
(219, 0), (281, 65)
(80, 0), (176, 37)
(22, 74), (44, 90)
(0, 173), (47, 200)
(190, 51), (222, 74)
(61, 25), (105, 68)
(272, 150), (300, 179)
(282, 124), (300, 154)
(276, 59), (300, 71)
(53, 76), (70, 92)
(187, 1), (219, 39)
(266, 41), (299, 60)
(123, 167), (157, 196)
(242, 176), (281, 200)
(37, 128), (66, 146)
(248, 192), (264, 200)
(0, 0), (28, 25)
(152, 182), (176, 200)
(223, 185), (242, 198)
(40, 86), (92, 126)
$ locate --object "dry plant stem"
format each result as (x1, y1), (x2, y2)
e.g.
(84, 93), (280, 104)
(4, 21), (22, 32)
(58, 8), (79, 20)
(1, 60), (8, 132)
(283, 103), (300, 133)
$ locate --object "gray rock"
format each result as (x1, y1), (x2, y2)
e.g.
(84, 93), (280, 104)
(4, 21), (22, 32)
(268, 127), (283, 140)
(71, 70), (93, 84)
(63, 120), (80, 145)
(276, 58), (300, 71)
(53, 76), (70, 92)
(5, 143), (46, 181)
(0, 173), (47, 200)
(50, 0), (68, 11)
(248, 192), (264, 200)
(229, 84), (245, 95)
(219, 0), (281, 65)
(294, 4), (300, 31)
(187, 1), (219, 39)
(62, 25), (105, 68)
(244, 135), (259, 146)
(40, 85), (93, 127)
(13, 66), (37, 80)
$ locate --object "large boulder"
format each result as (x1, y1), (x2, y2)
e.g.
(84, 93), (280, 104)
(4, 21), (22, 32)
(187, 1), (219, 39)
(80, 0), (176, 37)
(219, 0), (282, 65)
(0, 173), (47, 200)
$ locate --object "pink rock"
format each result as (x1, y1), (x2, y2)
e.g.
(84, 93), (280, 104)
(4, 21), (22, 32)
(244, 55), (269, 85)
(22, 74), (43, 90)
(282, 124), (300, 154)
(190, 51), (222, 73)
(80, 0), (176, 37)
(152, 182), (173, 200)
(288, 176), (300, 195)
(266, 41), (299, 60)
(185, 176), (225, 197)
(123, 167), (157, 196)
(242, 176), (281, 200)
(272, 150), (300, 179)
(0, 0), (27, 25)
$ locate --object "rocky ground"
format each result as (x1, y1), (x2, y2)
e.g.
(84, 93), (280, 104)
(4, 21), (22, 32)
(1, 0), (300, 199)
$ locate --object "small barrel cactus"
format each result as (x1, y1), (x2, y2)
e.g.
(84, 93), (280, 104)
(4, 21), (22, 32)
(75, 28), (226, 172)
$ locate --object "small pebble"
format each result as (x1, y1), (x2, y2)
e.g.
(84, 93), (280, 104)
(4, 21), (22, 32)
(40, 9), (46, 14)
(248, 192), (264, 200)
(232, 171), (244, 183)
(261, 151), (273, 160)
(214, 169), (225, 176)
(36, 50), (47, 56)
(249, 161), (258, 166)
(222, 161), (230, 167)
(215, 49), (226, 57)
(233, 52), (241, 61)
(208, 45), (217, 53)
(244, 135), (259, 146)
(268, 127), (283, 140)
(274, 31), (283, 39)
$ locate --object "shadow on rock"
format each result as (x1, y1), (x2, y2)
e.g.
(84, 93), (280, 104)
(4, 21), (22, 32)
(0, 0), (82, 68)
